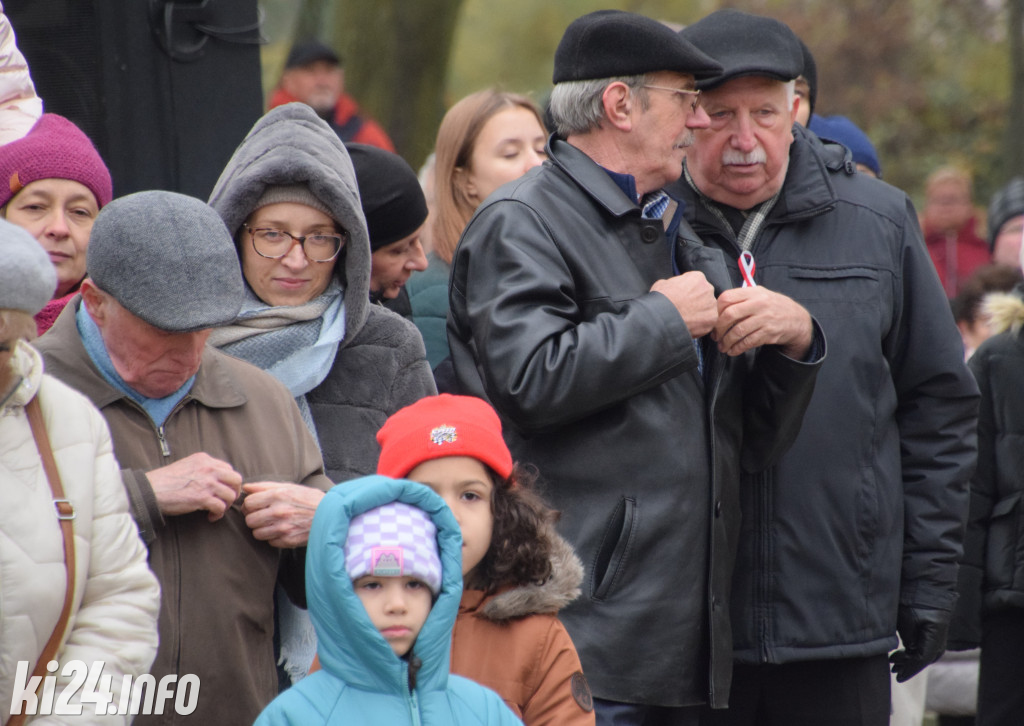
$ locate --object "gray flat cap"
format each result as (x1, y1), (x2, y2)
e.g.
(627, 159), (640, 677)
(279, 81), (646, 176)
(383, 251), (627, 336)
(681, 9), (804, 90)
(87, 190), (244, 332)
(0, 217), (57, 316)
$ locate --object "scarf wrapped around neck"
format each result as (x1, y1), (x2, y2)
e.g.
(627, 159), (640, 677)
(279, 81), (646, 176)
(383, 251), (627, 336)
(208, 281), (346, 434)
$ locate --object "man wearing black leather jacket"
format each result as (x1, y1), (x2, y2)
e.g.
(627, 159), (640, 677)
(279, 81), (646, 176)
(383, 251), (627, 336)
(448, 10), (825, 726)
(669, 10), (980, 726)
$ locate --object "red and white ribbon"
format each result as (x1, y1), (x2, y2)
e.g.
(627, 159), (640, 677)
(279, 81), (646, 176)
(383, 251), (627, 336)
(739, 251), (757, 287)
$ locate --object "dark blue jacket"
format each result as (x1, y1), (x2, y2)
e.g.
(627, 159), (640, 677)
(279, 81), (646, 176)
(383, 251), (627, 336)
(669, 125), (979, 665)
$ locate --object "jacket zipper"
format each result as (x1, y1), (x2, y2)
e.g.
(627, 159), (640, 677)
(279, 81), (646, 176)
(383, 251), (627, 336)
(156, 425), (171, 457)
(407, 670), (421, 726)
(705, 351), (725, 703)
(756, 469), (771, 664)
(698, 219), (773, 665)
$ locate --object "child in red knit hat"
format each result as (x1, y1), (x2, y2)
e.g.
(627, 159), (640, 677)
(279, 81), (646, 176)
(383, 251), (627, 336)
(313, 394), (595, 724)
(374, 393), (595, 725)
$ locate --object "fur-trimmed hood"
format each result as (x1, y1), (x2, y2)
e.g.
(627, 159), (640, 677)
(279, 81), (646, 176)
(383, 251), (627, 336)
(208, 102), (370, 342)
(983, 284), (1024, 336)
(471, 526), (583, 623)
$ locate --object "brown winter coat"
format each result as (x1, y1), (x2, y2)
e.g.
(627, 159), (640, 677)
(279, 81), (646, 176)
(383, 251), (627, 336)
(450, 533), (594, 726)
(36, 300), (333, 726)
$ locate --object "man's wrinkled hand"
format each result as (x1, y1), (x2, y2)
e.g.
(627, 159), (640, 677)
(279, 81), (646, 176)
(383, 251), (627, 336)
(241, 481), (325, 548)
(147, 452), (243, 521)
(712, 286), (812, 358)
(651, 271), (718, 339)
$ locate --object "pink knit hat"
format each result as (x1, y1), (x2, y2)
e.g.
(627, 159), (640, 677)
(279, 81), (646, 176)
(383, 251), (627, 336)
(0, 114), (113, 209)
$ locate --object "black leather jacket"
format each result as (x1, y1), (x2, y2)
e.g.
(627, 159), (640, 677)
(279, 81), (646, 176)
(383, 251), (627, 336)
(448, 137), (822, 708)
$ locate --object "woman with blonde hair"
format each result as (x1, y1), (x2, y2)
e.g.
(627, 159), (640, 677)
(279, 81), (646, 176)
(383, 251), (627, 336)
(406, 89), (548, 377)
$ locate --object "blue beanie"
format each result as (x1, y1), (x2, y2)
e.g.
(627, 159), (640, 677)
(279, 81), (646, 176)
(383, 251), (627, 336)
(808, 114), (882, 178)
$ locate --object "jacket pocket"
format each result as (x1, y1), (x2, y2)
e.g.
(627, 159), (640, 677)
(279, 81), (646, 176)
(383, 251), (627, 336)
(591, 497), (637, 601)
(985, 493), (1023, 592)
(783, 266), (882, 311)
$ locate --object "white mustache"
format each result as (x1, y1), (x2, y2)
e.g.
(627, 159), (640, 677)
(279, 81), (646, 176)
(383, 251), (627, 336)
(722, 148), (767, 165)
(675, 131), (696, 149)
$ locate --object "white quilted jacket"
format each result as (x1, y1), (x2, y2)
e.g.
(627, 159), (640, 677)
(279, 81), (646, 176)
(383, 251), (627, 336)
(0, 341), (159, 724)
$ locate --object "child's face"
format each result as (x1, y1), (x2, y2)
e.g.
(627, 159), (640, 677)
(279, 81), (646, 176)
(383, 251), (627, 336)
(353, 575), (432, 657)
(407, 456), (494, 577)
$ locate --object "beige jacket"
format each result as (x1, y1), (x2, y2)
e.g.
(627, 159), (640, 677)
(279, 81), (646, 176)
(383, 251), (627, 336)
(0, 341), (160, 724)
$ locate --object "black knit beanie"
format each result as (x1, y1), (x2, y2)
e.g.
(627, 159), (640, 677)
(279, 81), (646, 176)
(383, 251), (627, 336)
(346, 144), (428, 251)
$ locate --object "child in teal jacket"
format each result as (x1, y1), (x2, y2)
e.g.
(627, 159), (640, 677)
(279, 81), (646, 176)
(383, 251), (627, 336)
(254, 475), (522, 725)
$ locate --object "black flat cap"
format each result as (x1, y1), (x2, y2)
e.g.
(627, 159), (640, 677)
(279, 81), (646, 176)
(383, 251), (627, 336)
(553, 10), (721, 84)
(680, 9), (803, 90)
(285, 39), (341, 69)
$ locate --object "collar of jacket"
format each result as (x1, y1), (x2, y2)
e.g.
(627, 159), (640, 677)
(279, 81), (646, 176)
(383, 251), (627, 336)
(462, 527), (584, 623)
(546, 135), (647, 219)
(38, 296), (248, 412)
(984, 283), (1024, 335)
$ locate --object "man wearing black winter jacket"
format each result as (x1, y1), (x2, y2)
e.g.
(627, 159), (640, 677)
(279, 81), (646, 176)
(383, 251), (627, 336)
(670, 9), (980, 726)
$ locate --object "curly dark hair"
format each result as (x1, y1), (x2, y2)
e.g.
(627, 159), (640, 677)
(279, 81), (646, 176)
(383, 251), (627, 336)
(464, 463), (556, 593)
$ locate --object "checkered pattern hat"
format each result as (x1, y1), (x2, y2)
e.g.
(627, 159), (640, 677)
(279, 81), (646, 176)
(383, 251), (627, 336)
(344, 501), (443, 595)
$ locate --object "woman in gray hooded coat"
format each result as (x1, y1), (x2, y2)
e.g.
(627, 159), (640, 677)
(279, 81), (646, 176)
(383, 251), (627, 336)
(208, 102), (436, 485)
(207, 103), (436, 685)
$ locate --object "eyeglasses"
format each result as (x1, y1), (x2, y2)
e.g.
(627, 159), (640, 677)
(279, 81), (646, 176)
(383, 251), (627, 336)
(643, 84), (702, 113)
(247, 226), (345, 262)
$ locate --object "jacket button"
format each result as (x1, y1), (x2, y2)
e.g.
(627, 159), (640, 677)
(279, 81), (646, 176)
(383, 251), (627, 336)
(640, 225), (660, 243)
(714, 500), (722, 518)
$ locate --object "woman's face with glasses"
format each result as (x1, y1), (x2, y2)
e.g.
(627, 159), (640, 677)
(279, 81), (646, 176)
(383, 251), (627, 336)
(240, 202), (342, 307)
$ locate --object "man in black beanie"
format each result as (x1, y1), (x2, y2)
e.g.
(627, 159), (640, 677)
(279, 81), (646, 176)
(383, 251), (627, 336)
(447, 9), (824, 725)
(346, 143), (429, 309)
(668, 9), (979, 726)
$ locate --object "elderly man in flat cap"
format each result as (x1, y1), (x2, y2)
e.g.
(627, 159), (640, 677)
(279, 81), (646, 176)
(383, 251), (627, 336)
(665, 9), (980, 726)
(447, 10), (824, 725)
(35, 191), (332, 726)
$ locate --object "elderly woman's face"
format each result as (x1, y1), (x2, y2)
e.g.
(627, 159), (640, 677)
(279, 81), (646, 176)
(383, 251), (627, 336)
(4, 179), (99, 298)
(239, 202), (341, 307)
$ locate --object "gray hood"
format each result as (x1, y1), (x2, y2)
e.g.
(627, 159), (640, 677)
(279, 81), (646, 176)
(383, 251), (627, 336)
(208, 102), (370, 341)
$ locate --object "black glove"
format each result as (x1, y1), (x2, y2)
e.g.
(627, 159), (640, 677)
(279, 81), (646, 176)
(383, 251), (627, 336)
(889, 606), (950, 683)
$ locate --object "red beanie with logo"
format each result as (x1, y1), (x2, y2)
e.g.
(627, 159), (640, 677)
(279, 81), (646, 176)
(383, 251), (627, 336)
(376, 394), (514, 480)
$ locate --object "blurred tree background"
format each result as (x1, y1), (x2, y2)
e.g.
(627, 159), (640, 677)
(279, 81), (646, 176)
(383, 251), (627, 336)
(259, 0), (1022, 211)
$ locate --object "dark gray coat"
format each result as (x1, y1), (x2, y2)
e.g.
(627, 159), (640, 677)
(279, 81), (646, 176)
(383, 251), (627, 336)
(448, 137), (822, 708)
(669, 125), (979, 665)
(950, 286), (1024, 648)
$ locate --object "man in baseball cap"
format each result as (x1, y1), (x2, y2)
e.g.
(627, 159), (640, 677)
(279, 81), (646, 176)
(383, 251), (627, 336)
(35, 190), (333, 726)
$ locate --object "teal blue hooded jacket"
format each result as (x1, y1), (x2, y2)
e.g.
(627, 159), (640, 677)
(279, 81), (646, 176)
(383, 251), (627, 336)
(254, 476), (523, 725)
